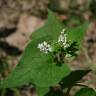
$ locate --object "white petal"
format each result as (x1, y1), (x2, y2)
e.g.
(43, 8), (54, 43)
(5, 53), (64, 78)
(43, 41), (47, 46)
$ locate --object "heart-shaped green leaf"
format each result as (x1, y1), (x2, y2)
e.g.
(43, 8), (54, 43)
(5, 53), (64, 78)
(0, 10), (70, 88)
(0, 10), (89, 89)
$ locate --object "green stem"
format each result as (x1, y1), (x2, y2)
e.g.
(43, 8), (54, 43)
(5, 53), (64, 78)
(65, 87), (72, 96)
(64, 83), (89, 96)
(1, 89), (6, 96)
(12, 88), (21, 96)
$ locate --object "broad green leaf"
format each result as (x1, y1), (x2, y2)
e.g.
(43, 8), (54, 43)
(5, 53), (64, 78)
(59, 70), (91, 89)
(74, 88), (96, 96)
(0, 10), (89, 89)
(67, 22), (89, 45)
(0, 10), (70, 88)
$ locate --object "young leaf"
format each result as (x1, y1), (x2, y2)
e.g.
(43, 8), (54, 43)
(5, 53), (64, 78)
(67, 22), (89, 46)
(74, 88), (96, 96)
(59, 70), (91, 89)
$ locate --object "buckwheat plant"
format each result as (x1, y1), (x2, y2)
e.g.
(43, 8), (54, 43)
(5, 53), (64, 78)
(0, 10), (96, 96)
(38, 29), (78, 66)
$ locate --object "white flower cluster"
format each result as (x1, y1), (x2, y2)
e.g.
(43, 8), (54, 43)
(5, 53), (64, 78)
(37, 41), (52, 54)
(37, 28), (69, 54)
(58, 29), (69, 48)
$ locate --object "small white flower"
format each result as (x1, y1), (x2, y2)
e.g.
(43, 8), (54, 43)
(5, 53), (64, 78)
(37, 41), (52, 54)
(63, 43), (69, 48)
(65, 54), (71, 58)
(58, 29), (67, 43)
(61, 29), (66, 34)
(58, 28), (69, 48)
